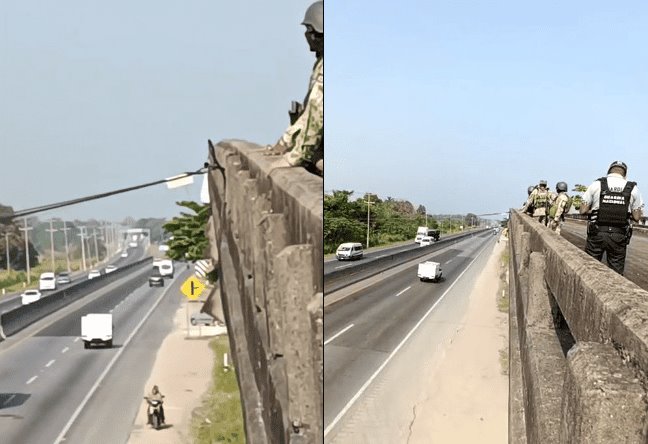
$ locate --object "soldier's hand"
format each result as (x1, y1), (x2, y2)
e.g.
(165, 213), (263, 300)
(263, 144), (288, 156)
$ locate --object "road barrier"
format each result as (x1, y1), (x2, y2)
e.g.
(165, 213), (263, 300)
(324, 229), (490, 294)
(205, 139), (322, 443)
(508, 209), (648, 442)
(0, 257), (152, 339)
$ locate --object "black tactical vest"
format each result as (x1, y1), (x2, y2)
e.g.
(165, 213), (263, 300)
(592, 177), (635, 227)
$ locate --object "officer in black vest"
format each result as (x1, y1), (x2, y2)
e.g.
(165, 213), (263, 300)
(579, 161), (644, 275)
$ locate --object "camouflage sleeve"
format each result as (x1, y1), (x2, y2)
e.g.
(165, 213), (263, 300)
(554, 195), (567, 220)
(280, 59), (323, 166)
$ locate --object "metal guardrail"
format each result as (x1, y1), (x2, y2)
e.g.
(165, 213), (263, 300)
(0, 256), (152, 339)
(324, 229), (490, 294)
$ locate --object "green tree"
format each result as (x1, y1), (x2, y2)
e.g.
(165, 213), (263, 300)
(163, 201), (211, 262)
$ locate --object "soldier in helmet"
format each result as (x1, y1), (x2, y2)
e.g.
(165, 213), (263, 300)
(522, 180), (551, 225)
(265, 1), (324, 176)
(548, 181), (571, 234)
(524, 185), (537, 215)
(580, 161), (644, 275)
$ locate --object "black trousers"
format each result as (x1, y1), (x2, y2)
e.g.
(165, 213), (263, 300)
(585, 229), (628, 275)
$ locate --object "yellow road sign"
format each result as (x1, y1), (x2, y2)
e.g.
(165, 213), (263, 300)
(181, 276), (206, 300)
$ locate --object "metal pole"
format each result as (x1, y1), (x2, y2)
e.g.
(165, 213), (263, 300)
(46, 218), (58, 273)
(93, 228), (99, 263)
(18, 218), (33, 285)
(61, 220), (71, 273)
(5, 233), (10, 272)
(78, 226), (87, 271)
(364, 194), (373, 249)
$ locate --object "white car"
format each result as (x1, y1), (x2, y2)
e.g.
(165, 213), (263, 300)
(419, 236), (434, 247)
(21, 289), (42, 305)
(39, 272), (57, 291)
(129, 242), (138, 248)
(88, 269), (102, 279)
(105, 265), (118, 273)
(121, 251), (129, 258)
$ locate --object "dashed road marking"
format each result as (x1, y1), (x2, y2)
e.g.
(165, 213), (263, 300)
(324, 324), (355, 346)
(395, 286), (411, 297)
(45, 360), (56, 368)
(26, 376), (38, 385)
(334, 264), (354, 270)
(61, 347), (69, 354)
(74, 337), (80, 342)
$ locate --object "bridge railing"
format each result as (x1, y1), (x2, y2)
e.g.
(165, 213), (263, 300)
(205, 139), (322, 444)
(508, 209), (648, 443)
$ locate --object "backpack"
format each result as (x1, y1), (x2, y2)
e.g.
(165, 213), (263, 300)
(549, 194), (572, 219)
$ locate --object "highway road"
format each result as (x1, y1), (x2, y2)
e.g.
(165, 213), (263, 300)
(0, 244), (147, 315)
(0, 257), (186, 443)
(323, 230), (497, 440)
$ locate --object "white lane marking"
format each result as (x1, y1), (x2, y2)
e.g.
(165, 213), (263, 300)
(324, 239), (491, 437)
(45, 360), (56, 368)
(26, 376), (38, 385)
(446, 259), (453, 264)
(74, 337), (80, 342)
(324, 324), (355, 346)
(109, 309), (113, 313)
(61, 347), (69, 354)
(395, 286), (411, 297)
(375, 254), (387, 259)
(54, 273), (176, 444)
(334, 264), (354, 270)
(3, 394), (16, 406)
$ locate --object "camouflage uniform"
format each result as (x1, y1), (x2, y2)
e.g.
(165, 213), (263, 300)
(523, 186), (551, 225)
(549, 192), (570, 234)
(278, 57), (324, 168)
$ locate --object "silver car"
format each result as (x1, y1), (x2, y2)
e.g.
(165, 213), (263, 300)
(190, 312), (216, 326)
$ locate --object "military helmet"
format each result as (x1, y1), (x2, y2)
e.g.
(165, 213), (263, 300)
(527, 185), (535, 195)
(302, 1), (323, 33)
(607, 161), (628, 176)
(539, 180), (547, 187)
(556, 181), (568, 192)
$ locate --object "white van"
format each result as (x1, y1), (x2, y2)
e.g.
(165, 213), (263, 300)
(155, 259), (174, 278)
(39, 272), (57, 291)
(81, 313), (113, 348)
(336, 243), (363, 261)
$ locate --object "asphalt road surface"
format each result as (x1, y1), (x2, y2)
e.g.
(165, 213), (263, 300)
(0, 244), (147, 314)
(0, 260), (187, 444)
(323, 231), (496, 439)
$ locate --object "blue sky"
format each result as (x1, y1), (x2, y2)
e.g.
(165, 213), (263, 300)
(325, 1), (648, 219)
(1, 1), (314, 222)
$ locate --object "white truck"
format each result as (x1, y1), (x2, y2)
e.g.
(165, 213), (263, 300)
(81, 313), (113, 349)
(418, 261), (443, 282)
(415, 226), (428, 244)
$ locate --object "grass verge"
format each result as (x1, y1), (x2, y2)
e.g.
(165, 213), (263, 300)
(191, 335), (245, 444)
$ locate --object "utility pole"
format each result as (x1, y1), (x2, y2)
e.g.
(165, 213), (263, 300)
(46, 218), (58, 273)
(78, 226), (87, 271)
(4, 232), (10, 272)
(61, 220), (71, 273)
(93, 228), (99, 263)
(364, 193), (375, 249)
(18, 218), (33, 285)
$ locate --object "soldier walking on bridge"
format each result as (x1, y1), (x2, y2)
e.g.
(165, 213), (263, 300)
(580, 161), (644, 275)
(265, 1), (324, 176)
(548, 181), (571, 235)
(522, 180), (551, 225)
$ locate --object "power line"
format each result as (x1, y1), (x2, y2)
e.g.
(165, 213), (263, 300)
(3, 165), (214, 222)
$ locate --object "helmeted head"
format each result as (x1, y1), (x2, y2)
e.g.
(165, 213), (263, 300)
(152, 385), (159, 394)
(527, 185), (535, 195)
(302, 1), (323, 54)
(539, 180), (547, 188)
(607, 161), (628, 177)
(556, 181), (568, 192)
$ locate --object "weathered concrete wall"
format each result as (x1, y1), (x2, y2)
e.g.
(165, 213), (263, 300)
(205, 139), (322, 444)
(508, 210), (648, 443)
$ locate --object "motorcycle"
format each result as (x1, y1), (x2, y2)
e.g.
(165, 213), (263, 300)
(144, 396), (165, 429)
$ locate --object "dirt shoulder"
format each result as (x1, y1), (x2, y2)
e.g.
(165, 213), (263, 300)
(127, 296), (226, 444)
(409, 238), (509, 442)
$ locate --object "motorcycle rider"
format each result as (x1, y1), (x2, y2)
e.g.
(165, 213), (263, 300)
(145, 385), (166, 426)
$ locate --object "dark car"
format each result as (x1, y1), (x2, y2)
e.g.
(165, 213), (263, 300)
(149, 267), (164, 287)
